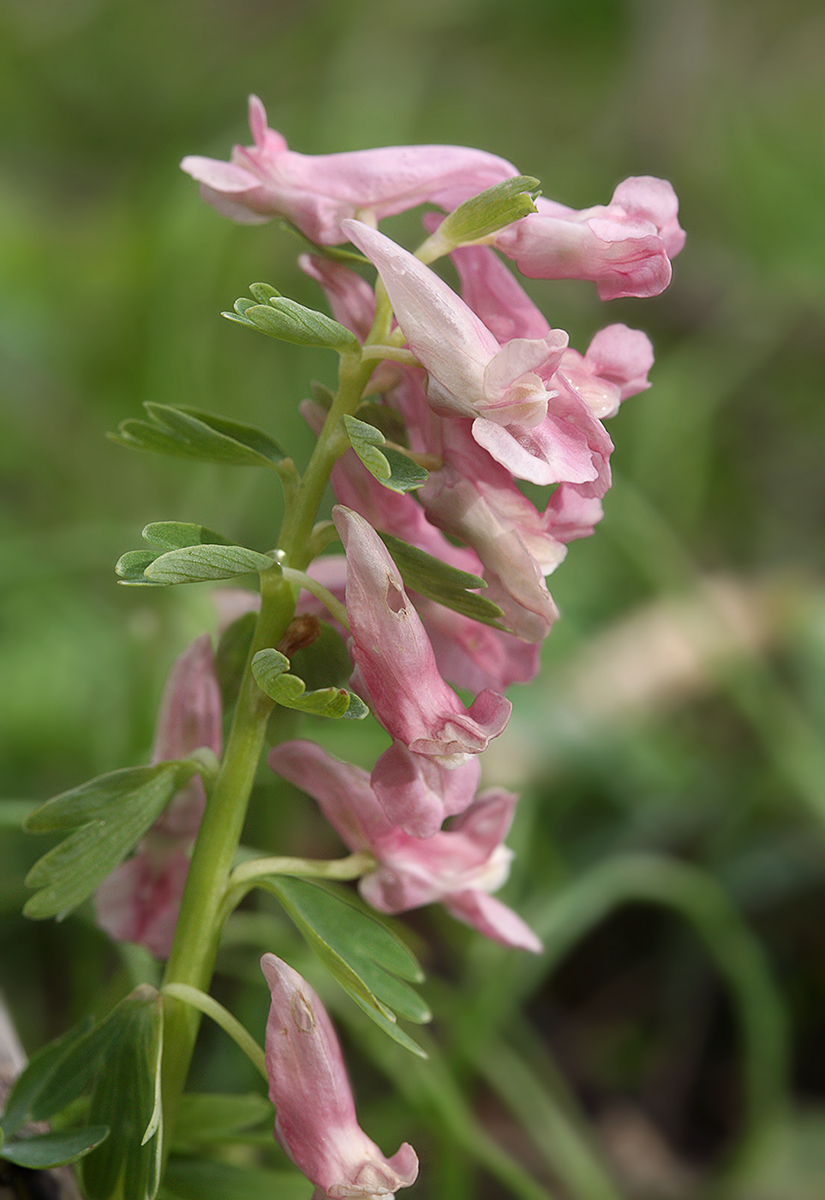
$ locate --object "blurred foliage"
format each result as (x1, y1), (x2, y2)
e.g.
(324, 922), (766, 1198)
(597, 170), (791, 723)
(2, 0), (825, 1196)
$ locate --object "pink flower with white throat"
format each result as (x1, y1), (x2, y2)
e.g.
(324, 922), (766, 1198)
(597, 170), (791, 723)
(181, 95), (519, 245)
(494, 177), (685, 300)
(341, 219), (569, 430)
(333, 505), (511, 767)
(94, 634), (222, 958)
(261, 953), (419, 1199)
(269, 741), (542, 953)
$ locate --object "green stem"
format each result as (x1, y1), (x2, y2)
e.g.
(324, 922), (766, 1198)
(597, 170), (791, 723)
(159, 567), (292, 1153)
(218, 852), (374, 929)
(278, 349), (376, 570)
(158, 347), (376, 1162)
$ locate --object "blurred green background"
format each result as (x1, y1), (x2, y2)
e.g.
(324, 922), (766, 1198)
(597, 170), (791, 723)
(2, 0), (825, 1197)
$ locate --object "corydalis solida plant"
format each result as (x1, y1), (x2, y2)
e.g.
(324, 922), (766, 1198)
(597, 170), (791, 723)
(14, 94), (683, 1200)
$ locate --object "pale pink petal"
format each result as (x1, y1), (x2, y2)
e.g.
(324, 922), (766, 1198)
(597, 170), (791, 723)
(261, 954), (418, 1197)
(583, 323), (654, 402)
(94, 845), (190, 959)
(183, 96), (517, 244)
(445, 890), (543, 953)
(495, 179), (684, 300)
(269, 740), (393, 849)
(334, 506), (511, 765)
(151, 634), (222, 838)
(343, 220), (563, 428)
(450, 242), (551, 342)
(610, 176), (686, 258)
(370, 742), (481, 837)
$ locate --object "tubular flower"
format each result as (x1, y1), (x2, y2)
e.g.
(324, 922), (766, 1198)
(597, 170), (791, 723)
(494, 178), (685, 300)
(261, 953), (419, 1198)
(333, 505), (511, 768)
(302, 397), (538, 691)
(342, 219), (568, 430)
(181, 94), (518, 245)
(269, 741), (542, 952)
(94, 634), (222, 958)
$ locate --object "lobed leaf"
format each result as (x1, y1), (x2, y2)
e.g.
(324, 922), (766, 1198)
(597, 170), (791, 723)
(225, 295), (358, 351)
(261, 877), (428, 1057)
(143, 544), (277, 586)
(1, 1127), (109, 1169)
(24, 762), (197, 919)
(251, 649), (368, 720)
(82, 986), (164, 1200)
(1, 1016), (95, 1134)
(116, 549), (164, 586)
(170, 1093), (272, 1148)
(343, 415), (428, 493)
(436, 175), (541, 248)
(109, 403), (285, 468)
(141, 522), (233, 551)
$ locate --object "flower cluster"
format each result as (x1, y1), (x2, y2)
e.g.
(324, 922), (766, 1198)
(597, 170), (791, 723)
(97, 97), (682, 1199)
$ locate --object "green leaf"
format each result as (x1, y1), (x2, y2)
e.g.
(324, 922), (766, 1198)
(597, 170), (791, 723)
(82, 986), (164, 1200)
(247, 282), (281, 303)
(251, 650), (368, 720)
(176, 408), (286, 466)
(1, 1126), (109, 1169)
(1, 1015), (121, 1135)
(116, 549), (164, 586)
(378, 532), (505, 627)
(354, 400), (408, 445)
(143, 544), (276, 586)
(343, 415), (427, 493)
(170, 1094), (272, 1148)
(161, 1158), (312, 1200)
(141, 522), (233, 551)
(434, 175), (540, 248)
(109, 404), (285, 468)
(380, 447), (429, 492)
(2, 1017), (87, 1134)
(262, 877), (429, 1057)
(343, 414), (391, 477)
(24, 762), (197, 919)
(225, 294), (358, 351)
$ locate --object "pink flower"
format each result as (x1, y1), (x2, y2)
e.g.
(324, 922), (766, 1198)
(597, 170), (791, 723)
(269, 741), (541, 953)
(342, 219), (568, 429)
(494, 178), (685, 300)
(419, 421), (563, 643)
(450, 244), (654, 419)
(301, 398), (538, 691)
(369, 742), (482, 838)
(261, 953), (419, 1199)
(94, 846), (191, 960)
(333, 505), (511, 767)
(94, 634), (222, 958)
(181, 95), (518, 245)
